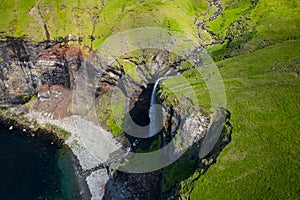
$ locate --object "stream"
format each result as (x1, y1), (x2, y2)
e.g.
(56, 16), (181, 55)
(197, 0), (223, 45)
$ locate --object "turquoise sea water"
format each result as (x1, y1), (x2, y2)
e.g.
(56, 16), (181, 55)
(0, 124), (90, 200)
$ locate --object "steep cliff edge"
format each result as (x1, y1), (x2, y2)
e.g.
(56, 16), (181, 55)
(0, 37), (232, 199)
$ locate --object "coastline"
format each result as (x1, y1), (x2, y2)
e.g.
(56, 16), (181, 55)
(0, 107), (119, 199)
(26, 112), (122, 199)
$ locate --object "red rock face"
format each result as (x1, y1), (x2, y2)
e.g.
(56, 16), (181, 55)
(32, 84), (71, 118)
(96, 82), (117, 96)
(38, 43), (93, 60)
(38, 85), (50, 93)
(0, 39), (99, 105)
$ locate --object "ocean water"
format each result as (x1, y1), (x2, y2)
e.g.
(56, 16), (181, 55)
(0, 124), (90, 200)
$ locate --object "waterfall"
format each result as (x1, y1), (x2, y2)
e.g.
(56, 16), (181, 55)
(148, 77), (165, 137)
(148, 68), (173, 137)
(150, 77), (166, 106)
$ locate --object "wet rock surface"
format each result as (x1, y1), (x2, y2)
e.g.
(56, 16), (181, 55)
(103, 171), (161, 200)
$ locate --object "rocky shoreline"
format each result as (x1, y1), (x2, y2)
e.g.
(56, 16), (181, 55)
(0, 107), (92, 199)
(26, 112), (121, 199)
(0, 105), (123, 199)
(0, 107), (65, 144)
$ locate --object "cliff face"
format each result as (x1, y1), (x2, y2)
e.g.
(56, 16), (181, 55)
(0, 38), (232, 200)
(0, 39), (79, 103)
(0, 38), (122, 117)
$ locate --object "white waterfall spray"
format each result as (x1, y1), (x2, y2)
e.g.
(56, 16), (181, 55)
(150, 77), (166, 106)
(148, 68), (173, 137)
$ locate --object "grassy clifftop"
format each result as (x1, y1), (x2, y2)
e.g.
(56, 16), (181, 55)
(190, 39), (300, 200)
(156, 0), (299, 199)
(187, 0), (300, 199)
(0, 0), (214, 48)
(207, 0), (300, 59)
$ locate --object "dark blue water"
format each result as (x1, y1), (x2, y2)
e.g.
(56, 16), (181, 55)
(0, 124), (90, 200)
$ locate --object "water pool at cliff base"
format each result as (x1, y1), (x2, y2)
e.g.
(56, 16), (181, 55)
(0, 123), (90, 199)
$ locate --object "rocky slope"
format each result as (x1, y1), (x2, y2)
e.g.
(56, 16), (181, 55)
(0, 35), (232, 199)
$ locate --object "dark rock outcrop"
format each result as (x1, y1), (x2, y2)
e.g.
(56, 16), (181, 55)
(0, 38), (85, 105)
(103, 171), (161, 200)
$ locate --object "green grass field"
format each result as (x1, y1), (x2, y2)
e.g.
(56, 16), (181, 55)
(158, 0), (299, 198)
(187, 0), (300, 198)
(190, 39), (300, 199)
(0, 0), (211, 48)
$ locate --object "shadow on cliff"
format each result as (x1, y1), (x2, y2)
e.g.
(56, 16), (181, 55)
(122, 82), (164, 151)
(101, 82), (163, 200)
(161, 109), (233, 199)
(102, 81), (233, 199)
